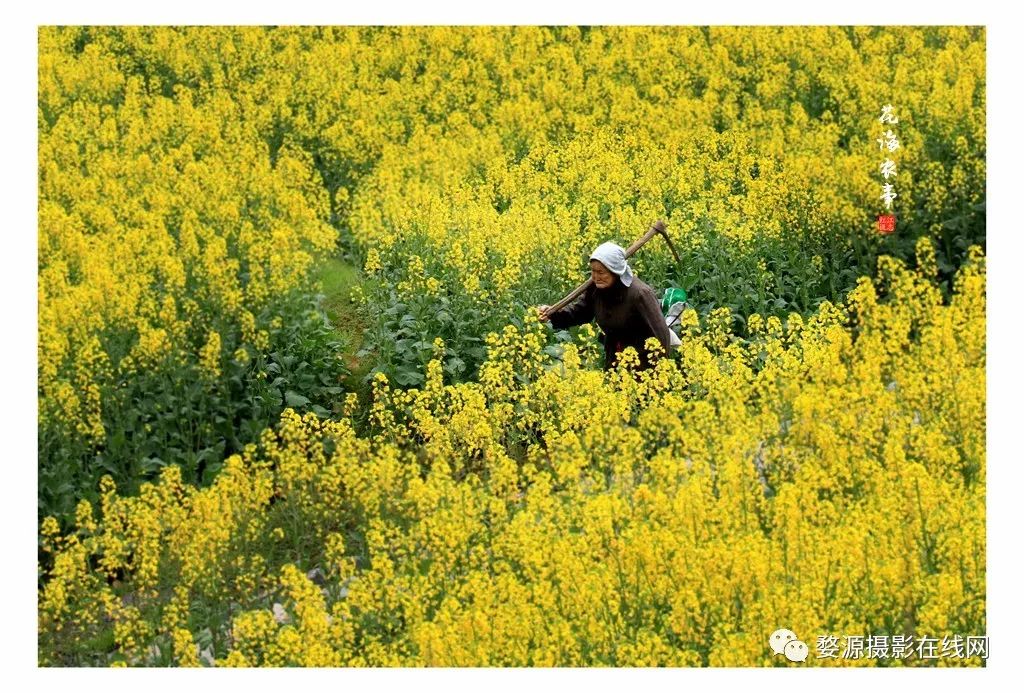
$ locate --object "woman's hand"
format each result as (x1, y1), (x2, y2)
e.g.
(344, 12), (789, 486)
(537, 305), (552, 322)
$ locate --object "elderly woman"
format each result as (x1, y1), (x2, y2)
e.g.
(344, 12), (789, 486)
(538, 241), (672, 371)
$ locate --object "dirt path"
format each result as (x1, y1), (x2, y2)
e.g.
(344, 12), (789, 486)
(312, 255), (375, 403)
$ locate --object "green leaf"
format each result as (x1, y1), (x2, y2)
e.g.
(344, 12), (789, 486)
(285, 390), (311, 407)
(394, 369), (424, 386)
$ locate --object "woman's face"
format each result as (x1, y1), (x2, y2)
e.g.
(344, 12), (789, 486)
(590, 260), (616, 289)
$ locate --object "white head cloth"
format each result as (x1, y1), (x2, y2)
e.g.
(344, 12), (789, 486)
(589, 241), (634, 287)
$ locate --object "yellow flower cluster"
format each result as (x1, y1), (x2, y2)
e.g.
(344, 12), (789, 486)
(39, 246), (985, 666)
(330, 26), (984, 310)
(39, 26), (337, 450)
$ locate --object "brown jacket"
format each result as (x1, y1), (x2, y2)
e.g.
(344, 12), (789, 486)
(548, 276), (671, 371)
